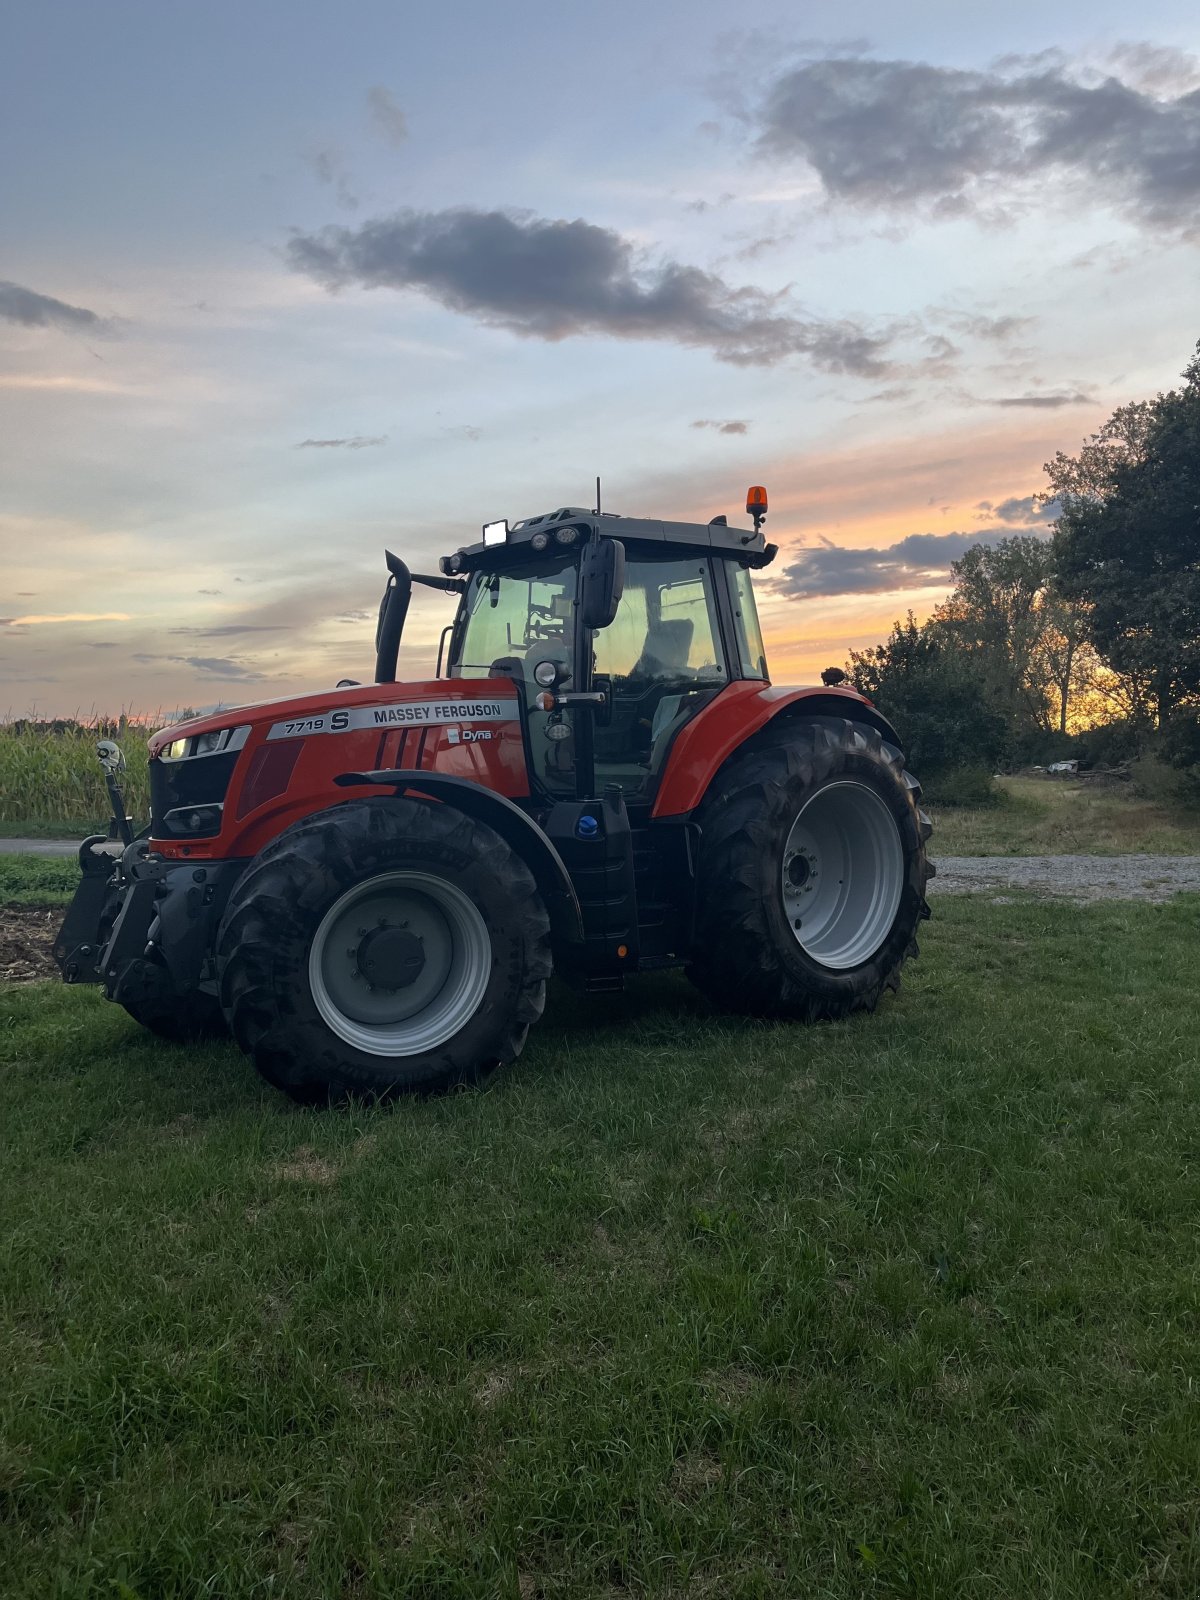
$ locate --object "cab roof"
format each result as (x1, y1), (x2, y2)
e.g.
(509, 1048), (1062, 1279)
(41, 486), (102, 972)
(442, 506), (777, 576)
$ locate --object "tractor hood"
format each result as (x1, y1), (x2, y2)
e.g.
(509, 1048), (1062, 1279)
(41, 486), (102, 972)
(147, 680), (519, 759)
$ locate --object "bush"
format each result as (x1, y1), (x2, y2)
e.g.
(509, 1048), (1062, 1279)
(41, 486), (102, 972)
(850, 616), (1007, 778)
(1074, 718), (1146, 770)
(1009, 728), (1079, 770)
(1158, 712), (1200, 801)
(924, 764), (998, 808)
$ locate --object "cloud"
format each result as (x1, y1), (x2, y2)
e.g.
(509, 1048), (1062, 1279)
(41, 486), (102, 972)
(169, 625), (289, 637)
(776, 528), (1046, 599)
(305, 149), (359, 211)
(0, 281), (111, 334)
(296, 435), (388, 449)
(132, 652), (261, 680)
(367, 85), (408, 146)
(977, 493), (1061, 523)
(0, 375), (127, 393)
(987, 391), (1094, 408)
(1, 611), (131, 626)
(941, 311), (1035, 342)
(754, 47), (1200, 230)
(692, 418), (750, 434)
(287, 206), (895, 373)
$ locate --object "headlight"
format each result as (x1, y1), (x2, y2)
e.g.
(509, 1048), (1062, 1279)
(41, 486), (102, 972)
(159, 725), (250, 761)
(530, 532), (551, 551)
(555, 525), (579, 544)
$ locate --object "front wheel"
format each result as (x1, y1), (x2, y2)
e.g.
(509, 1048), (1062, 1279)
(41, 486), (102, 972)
(122, 987), (228, 1042)
(215, 798), (552, 1102)
(686, 717), (933, 1020)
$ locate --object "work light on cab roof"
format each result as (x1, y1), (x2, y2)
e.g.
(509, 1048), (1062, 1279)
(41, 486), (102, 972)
(54, 480), (933, 1106)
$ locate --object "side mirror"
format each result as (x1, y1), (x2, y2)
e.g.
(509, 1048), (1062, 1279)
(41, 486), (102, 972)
(579, 538), (625, 631)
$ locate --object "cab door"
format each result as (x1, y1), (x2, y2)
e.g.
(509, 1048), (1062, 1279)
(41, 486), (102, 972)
(591, 553), (730, 798)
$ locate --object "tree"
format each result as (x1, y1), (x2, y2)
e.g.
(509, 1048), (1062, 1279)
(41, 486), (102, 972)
(1030, 593), (1092, 737)
(1049, 343), (1200, 727)
(933, 537), (1058, 731)
(849, 613), (1007, 777)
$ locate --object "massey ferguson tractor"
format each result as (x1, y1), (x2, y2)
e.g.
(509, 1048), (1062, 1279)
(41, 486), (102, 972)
(55, 488), (934, 1102)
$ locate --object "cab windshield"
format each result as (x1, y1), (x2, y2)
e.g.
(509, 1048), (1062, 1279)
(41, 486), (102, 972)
(450, 556), (578, 796)
(451, 556), (576, 681)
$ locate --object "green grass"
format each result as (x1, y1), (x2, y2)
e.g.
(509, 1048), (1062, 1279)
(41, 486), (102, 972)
(0, 853), (80, 906)
(930, 774), (1200, 857)
(4, 896), (1200, 1597)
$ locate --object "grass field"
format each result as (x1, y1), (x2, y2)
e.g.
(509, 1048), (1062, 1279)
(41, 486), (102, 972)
(929, 774), (1200, 857)
(0, 854), (79, 906)
(4, 894), (1200, 1597)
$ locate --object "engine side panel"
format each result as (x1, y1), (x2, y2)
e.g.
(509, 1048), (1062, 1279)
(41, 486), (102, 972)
(651, 681), (900, 819)
(150, 680), (529, 861)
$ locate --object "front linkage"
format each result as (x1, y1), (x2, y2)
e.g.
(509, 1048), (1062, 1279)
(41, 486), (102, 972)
(53, 741), (238, 1019)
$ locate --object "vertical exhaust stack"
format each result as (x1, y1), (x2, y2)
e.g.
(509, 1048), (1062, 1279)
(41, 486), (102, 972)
(374, 550), (412, 684)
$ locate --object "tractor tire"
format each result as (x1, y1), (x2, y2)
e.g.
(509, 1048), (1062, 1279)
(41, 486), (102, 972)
(686, 717), (933, 1021)
(215, 797), (552, 1103)
(121, 987), (228, 1043)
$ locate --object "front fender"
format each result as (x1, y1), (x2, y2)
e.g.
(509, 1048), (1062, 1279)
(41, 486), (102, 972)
(334, 769), (584, 947)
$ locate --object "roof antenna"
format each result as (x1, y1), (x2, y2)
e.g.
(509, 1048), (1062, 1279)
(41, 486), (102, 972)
(594, 475), (601, 516)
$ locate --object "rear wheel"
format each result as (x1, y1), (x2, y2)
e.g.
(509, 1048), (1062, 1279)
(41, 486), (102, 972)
(686, 717), (933, 1020)
(216, 798), (551, 1102)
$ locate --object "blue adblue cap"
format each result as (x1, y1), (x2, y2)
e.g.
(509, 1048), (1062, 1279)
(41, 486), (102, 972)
(576, 814), (599, 839)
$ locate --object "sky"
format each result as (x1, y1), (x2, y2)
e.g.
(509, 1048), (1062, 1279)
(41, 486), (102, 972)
(2, 0), (1198, 717)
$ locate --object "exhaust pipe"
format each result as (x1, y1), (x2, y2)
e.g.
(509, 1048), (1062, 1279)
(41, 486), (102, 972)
(374, 550), (412, 684)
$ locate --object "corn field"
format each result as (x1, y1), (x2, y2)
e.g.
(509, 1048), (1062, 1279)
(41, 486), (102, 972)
(0, 719), (154, 831)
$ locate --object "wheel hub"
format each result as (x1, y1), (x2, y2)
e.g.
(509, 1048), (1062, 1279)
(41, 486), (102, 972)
(785, 850), (814, 891)
(355, 924), (425, 990)
(308, 871), (492, 1057)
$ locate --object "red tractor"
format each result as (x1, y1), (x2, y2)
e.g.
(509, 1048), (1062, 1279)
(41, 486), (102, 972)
(55, 488), (933, 1102)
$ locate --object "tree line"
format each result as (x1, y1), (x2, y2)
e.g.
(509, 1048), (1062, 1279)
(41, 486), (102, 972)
(847, 340), (1200, 795)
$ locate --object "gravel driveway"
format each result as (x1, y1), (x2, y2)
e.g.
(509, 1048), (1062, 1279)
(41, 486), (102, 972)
(929, 854), (1200, 903)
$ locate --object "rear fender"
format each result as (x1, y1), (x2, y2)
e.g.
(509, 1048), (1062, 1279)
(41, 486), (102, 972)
(652, 682), (902, 818)
(334, 770), (585, 947)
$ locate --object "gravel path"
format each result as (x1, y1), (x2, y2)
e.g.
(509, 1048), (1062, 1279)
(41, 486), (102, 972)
(930, 854), (1200, 903)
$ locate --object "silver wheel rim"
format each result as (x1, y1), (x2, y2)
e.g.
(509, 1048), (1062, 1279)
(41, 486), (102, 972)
(781, 781), (905, 970)
(308, 871), (491, 1056)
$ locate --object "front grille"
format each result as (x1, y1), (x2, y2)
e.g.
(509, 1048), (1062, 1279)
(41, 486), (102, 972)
(150, 751), (239, 837)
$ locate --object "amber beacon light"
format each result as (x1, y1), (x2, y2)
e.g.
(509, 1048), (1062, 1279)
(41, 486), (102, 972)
(746, 485), (768, 532)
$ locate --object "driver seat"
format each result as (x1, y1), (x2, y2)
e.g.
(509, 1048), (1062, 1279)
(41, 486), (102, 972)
(631, 618), (693, 679)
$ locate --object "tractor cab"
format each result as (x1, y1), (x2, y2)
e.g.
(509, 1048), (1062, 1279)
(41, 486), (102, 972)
(397, 495), (777, 808)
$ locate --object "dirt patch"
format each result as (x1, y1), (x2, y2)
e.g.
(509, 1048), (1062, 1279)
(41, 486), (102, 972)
(667, 1450), (724, 1500)
(474, 1364), (527, 1409)
(272, 1146), (339, 1185)
(1, 904), (62, 984)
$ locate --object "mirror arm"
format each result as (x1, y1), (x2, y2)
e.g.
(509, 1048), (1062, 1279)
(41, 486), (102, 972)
(412, 572), (467, 595)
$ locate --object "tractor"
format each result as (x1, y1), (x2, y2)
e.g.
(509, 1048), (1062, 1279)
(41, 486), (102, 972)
(54, 487), (934, 1102)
